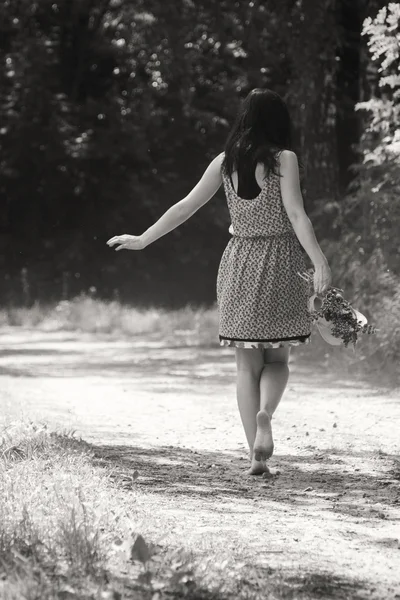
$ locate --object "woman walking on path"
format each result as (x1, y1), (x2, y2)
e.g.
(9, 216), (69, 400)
(107, 89), (332, 476)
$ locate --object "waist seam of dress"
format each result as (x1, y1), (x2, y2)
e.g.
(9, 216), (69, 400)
(232, 231), (296, 239)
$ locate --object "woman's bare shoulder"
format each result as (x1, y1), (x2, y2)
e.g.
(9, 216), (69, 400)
(278, 149), (298, 164)
(211, 152), (225, 173)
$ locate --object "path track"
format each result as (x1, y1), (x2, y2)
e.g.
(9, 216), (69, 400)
(1, 329), (399, 599)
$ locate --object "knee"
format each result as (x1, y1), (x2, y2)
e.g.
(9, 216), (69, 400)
(264, 358), (289, 367)
(235, 349), (264, 377)
(263, 347), (290, 366)
(236, 360), (264, 377)
(237, 363), (264, 378)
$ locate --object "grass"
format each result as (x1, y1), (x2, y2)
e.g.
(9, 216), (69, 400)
(1, 419), (375, 600)
(5, 418), (337, 600)
(0, 420), (120, 599)
(0, 295), (219, 344)
(0, 419), (233, 600)
(0, 294), (398, 385)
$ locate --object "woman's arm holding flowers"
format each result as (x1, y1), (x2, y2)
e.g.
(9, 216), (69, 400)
(107, 153), (224, 251)
(279, 150), (332, 294)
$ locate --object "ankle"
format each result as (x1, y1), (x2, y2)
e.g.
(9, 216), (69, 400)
(259, 408), (272, 420)
(250, 448), (261, 461)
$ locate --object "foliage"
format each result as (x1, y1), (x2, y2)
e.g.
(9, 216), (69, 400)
(350, 3), (399, 270)
(298, 269), (378, 348)
(1, 419), (224, 599)
(0, 293), (220, 344)
(327, 3), (400, 371)
(0, 0), (364, 305)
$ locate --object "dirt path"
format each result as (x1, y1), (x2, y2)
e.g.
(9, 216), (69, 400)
(1, 328), (399, 599)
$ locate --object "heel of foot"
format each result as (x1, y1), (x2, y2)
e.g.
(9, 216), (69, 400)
(253, 411), (274, 460)
(256, 410), (271, 427)
(248, 460), (270, 476)
(254, 446), (274, 462)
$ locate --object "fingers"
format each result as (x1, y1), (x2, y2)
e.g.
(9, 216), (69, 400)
(107, 235), (128, 246)
(313, 279), (328, 295)
(107, 235), (145, 251)
(315, 281), (331, 295)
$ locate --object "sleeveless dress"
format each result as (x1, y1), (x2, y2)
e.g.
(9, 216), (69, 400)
(216, 156), (312, 349)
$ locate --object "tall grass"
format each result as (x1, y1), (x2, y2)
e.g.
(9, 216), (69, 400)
(0, 421), (121, 598)
(0, 420), (218, 599)
(0, 419), (314, 600)
(322, 245), (400, 384)
(0, 295), (219, 344)
(0, 292), (398, 383)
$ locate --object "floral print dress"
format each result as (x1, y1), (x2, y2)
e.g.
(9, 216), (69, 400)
(216, 157), (312, 349)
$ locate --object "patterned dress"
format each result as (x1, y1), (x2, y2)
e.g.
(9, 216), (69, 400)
(216, 156), (312, 349)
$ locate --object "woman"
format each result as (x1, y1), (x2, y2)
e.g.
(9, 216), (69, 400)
(107, 88), (332, 476)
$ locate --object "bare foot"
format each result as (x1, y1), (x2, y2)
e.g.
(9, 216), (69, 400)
(253, 411), (274, 462)
(247, 458), (270, 476)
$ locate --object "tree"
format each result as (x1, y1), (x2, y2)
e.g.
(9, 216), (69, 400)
(335, 2), (400, 279)
(0, 0), (380, 306)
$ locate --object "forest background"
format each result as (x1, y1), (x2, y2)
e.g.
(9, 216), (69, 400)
(0, 0), (399, 372)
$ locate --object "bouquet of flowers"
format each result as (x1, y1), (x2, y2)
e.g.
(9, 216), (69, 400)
(297, 269), (378, 348)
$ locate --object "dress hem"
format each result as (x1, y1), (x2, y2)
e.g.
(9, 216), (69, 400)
(219, 333), (311, 349)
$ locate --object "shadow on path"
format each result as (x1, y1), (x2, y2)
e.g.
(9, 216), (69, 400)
(87, 442), (385, 599)
(89, 442), (400, 523)
(277, 571), (373, 600)
(110, 558), (371, 600)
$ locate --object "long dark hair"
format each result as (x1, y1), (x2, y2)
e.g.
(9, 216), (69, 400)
(222, 88), (294, 183)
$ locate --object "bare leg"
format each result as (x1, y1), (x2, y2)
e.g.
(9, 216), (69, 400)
(235, 347), (269, 475)
(260, 347), (290, 417)
(253, 347), (290, 461)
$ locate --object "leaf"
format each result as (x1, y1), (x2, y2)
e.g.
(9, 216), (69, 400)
(130, 534), (151, 564)
(137, 570), (153, 585)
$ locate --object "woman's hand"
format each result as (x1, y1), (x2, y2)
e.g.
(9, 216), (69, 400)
(106, 234), (147, 251)
(313, 260), (332, 295)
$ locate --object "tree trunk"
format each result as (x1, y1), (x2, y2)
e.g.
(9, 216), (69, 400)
(335, 0), (363, 194)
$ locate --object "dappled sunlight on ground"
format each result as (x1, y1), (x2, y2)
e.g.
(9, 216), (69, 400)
(0, 327), (399, 599)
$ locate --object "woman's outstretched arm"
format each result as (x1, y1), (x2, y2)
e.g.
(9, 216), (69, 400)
(107, 153), (224, 251)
